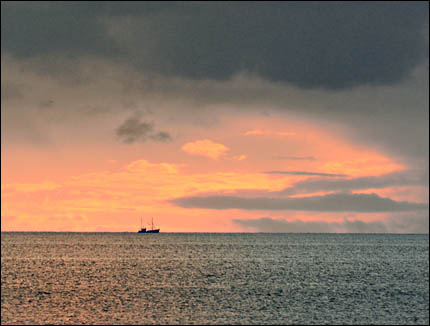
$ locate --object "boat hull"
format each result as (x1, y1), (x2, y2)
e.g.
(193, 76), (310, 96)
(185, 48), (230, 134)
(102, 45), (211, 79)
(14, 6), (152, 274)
(137, 229), (160, 233)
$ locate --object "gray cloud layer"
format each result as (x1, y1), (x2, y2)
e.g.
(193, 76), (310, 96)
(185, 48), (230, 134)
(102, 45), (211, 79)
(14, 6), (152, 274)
(277, 170), (428, 196)
(233, 214), (429, 234)
(171, 193), (428, 212)
(2, 2), (428, 89)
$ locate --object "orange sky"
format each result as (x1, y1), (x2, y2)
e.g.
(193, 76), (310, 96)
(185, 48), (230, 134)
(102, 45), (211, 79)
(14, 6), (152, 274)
(3, 112), (421, 233)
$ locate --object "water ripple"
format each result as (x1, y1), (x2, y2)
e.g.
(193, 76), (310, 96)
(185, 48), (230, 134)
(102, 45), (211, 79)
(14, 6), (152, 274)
(2, 233), (428, 325)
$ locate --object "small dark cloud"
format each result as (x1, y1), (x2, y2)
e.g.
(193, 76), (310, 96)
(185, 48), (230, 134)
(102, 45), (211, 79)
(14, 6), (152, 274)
(170, 192), (429, 212)
(115, 114), (172, 144)
(273, 156), (316, 161)
(264, 171), (346, 177)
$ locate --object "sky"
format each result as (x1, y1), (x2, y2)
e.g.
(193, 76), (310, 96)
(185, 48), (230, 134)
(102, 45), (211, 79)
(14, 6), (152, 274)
(1, 1), (429, 233)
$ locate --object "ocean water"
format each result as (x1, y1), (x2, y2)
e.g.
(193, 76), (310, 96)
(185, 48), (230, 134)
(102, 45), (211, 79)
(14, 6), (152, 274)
(1, 233), (429, 325)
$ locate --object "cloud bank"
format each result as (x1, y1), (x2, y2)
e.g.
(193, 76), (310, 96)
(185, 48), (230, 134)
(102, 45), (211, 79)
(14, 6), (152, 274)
(233, 214), (429, 234)
(171, 192), (428, 212)
(276, 169), (428, 196)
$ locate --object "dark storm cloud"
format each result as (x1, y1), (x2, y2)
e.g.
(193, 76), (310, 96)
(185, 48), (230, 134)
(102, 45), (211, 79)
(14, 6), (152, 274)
(170, 192), (428, 212)
(277, 170), (428, 196)
(2, 2), (428, 89)
(115, 114), (172, 143)
(264, 171), (346, 177)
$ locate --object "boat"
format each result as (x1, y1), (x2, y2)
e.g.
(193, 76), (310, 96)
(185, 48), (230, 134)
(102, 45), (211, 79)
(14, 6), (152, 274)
(137, 217), (160, 233)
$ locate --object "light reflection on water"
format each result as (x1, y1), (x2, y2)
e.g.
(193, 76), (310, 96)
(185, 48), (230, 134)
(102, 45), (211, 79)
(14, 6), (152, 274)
(1, 233), (429, 325)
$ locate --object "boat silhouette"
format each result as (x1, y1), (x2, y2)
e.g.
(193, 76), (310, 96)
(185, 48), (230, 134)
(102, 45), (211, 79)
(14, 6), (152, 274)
(138, 217), (160, 233)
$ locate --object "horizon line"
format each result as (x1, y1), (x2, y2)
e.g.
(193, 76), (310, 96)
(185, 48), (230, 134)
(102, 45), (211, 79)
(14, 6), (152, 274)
(1, 231), (428, 235)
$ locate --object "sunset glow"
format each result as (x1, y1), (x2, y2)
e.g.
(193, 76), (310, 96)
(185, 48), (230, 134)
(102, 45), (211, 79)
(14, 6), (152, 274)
(2, 110), (426, 233)
(1, 2), (428, 234)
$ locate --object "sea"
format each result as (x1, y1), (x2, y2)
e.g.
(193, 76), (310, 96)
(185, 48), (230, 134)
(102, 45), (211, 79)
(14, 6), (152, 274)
(1, 233), (429, 325)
